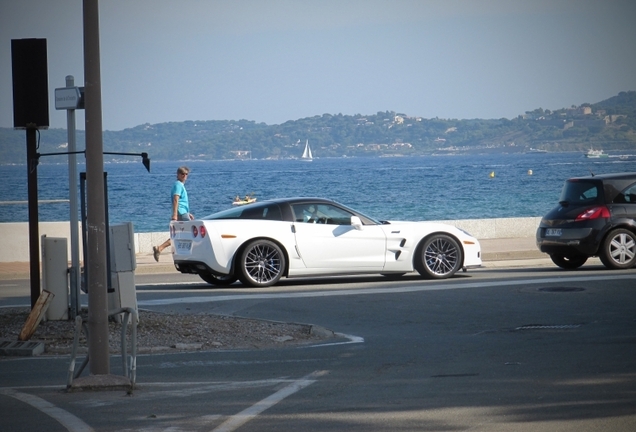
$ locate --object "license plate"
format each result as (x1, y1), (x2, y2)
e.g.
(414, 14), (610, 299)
(176, 240), (192, 253)
(545, 228), (562, 237)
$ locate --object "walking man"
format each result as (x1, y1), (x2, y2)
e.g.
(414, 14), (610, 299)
(153, 166), (193, 261)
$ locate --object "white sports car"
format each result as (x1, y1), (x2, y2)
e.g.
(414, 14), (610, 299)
(171, 197), (482, 287)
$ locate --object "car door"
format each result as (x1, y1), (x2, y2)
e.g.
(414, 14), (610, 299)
(291, 203), (387, 270)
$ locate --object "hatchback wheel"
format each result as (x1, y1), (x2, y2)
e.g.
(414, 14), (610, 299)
(415, 234), (462, 279)
(599, 229), (636, 269)
(549, 254), (587, 269)
(237, 239), (286, 287)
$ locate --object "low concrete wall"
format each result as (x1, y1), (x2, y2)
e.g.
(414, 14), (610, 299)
(0, 217), (541, 263)
(432, 217), (542, 240)
(0, 222), (83, 264)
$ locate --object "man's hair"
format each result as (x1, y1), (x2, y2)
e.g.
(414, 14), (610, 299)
(177, 166), (190, 175)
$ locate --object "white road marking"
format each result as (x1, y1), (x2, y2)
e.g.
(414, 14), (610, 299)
(157, 358), (323, 369)
(138, 274), (636, 307)
(212, 370), (325, 432)
(72, 379), (302, 407)
(0, 387), (94, 432)
(2, 373), (324, 432)
(310, 332), (364, 347)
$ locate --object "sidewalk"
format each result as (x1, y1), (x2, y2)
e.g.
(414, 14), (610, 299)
(0, 237), (546, 280)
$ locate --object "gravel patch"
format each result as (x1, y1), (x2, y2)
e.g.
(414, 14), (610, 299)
(0, 307), (330, 356)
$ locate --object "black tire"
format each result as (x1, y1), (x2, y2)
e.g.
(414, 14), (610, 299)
(598, 228), (636, 269)
(237, 239), (286, 287)
(549, 254), (588, 269)
(381, 273), (406, 280)
(199, 272), (237, 286)
(414, 234), (463, 279)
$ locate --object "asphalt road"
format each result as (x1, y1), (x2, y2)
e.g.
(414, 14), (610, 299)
(2, 264), (636, 431)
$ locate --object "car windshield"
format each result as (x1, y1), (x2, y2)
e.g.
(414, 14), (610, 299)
(559, 179), (602, 205)
(202, 202), (283, 221)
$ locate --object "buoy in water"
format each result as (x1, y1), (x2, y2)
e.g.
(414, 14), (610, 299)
(528, 169), (533, 175)
(489, 171), (495, 178)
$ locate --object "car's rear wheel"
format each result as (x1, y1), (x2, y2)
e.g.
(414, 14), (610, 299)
(549, 254), (587, 269)
(381, 273), (406, 280)
(414, 234), (462, 279)
(199, 272), (237, 286)
(599, 228), (636, 269)
(237, 239), (286, 287)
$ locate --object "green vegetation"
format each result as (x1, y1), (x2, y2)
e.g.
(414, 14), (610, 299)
(2, 91), (635, 164)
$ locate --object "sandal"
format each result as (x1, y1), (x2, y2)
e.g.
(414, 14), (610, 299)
(153, 246), (160, 262)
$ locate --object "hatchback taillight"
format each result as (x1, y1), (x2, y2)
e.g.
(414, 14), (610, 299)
(199, 225), (206, 238)
(575, 206), (610, 221)
(192, 225), (199, 237)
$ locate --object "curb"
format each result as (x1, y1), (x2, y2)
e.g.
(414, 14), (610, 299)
(1, 249), (547, 280)
(481, 250), (545, 261)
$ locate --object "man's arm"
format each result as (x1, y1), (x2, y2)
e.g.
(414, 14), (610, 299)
(171, 194), (180, 220)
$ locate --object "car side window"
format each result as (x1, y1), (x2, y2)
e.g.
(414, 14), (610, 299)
(315, 204), (354, 225)
(239, 205), (282, 220)
(292, 204), (317, 223)
(614, 184), (636, 204)
(291, 204), (353, 225)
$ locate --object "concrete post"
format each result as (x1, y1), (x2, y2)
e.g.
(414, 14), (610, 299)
(83, 0), (109, 374)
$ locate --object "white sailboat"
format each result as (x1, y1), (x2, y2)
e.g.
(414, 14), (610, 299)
(301, 139), (313, 161)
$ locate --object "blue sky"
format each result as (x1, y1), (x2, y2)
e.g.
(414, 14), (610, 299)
(1, 0), (635, 131)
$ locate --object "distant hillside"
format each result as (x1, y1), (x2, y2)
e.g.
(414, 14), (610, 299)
(2, 91), (635, 165)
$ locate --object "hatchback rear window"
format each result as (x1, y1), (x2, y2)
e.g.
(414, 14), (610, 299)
(559, 180), (602, 204)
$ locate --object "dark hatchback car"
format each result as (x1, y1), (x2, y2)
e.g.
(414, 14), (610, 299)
(536, 172), (636, 270)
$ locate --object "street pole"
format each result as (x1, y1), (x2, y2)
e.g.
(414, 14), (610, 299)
(83, 0), (109, 374)
(26, 127), (40, 308)
(65, 75), (81, 318)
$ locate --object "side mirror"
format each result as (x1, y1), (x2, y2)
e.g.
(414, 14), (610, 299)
(351, 216), (363, 230)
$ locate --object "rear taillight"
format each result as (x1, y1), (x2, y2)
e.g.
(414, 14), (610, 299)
(199, 225), (206, 238)
(192, 225), (199, 237)
(575, 206), (610, 221)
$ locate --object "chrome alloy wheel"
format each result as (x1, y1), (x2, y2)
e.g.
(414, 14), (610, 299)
(238, 239), (285, 287)
(415, 234), (463, 279)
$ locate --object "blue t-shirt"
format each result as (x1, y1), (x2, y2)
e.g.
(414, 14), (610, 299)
(171, 180), (189, 216)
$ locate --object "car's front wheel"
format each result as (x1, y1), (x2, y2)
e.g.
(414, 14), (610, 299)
(199, 272), (237, 286)
(549, 254), (588, 269)
(237, 239), (286, 287)
(414, 234), (462, 279)
(599, 228), (636, 269)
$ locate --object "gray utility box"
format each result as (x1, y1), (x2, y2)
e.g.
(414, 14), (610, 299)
(109, 221), (136, 272)
(108, 222), (138, 319)
(42, 236), (69, 321)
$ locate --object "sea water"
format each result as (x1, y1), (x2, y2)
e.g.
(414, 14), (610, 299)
(2, 152), (636, 233)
